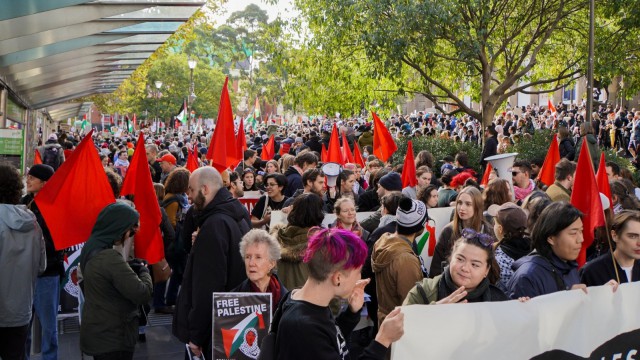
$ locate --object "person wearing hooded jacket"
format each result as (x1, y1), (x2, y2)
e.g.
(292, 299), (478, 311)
(79, 203), (152, 360)
(574, 122), (600, 171)
(371, 197), (427, 327)
(0, 162), (46, 360)
(173, 167), (249, 359)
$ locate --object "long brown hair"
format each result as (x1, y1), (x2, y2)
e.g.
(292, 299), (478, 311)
(452, 186), (484, 239)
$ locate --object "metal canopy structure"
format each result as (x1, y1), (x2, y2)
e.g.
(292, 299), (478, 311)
(0, 0), (204, 121)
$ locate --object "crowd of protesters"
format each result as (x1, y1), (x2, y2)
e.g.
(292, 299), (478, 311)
(1, 100), (639, 360)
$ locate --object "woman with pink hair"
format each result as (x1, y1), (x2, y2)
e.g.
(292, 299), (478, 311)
(271, 228), (405, 359)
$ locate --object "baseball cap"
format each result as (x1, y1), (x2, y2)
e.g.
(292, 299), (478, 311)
(158, 153), (176, 165)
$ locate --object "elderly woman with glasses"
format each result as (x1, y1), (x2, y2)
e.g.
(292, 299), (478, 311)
(251, 173), (289, 230)
(404, 228), (508, 305)
(79, 203), (153, 360)
(232, 229), (288, 305)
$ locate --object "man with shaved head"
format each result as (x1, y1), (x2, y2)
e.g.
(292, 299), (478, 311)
(173, 167), (250, 358)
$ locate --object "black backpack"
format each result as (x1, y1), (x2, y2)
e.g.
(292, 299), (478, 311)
(161, 196), (189, 261)
(43, 146), (61, 170)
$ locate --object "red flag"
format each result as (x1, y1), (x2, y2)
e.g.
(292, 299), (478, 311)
(327, 123), (344, 164)
(35, 130), (115, 250)
(537, 134), (560, 187)
(34, 149), (43, 164)
(548, 99), (557, 114)
(596, 153), (612, 206)
(262, 134), (276, 160)
(401, 140), (417, 188)
(372, 112), (397, 162)
(133, 113), (137, 131)
(120, 133), (164, 263)
(341, 132), (355, 164)
(353, 143), (366, 168)
(186, 147), (199, 173)
(207, 77), (240, 172)
(237, 118), (248, 154)
(480, 163), (493, 187)
(570, 139), (605, 267)
(321, 143), (328, 163)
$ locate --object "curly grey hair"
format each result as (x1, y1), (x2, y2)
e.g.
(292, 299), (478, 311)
(239, 229), (282, 261)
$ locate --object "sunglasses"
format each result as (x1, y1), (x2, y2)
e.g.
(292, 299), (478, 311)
(461, 228), (495, 248)
(511, 171), (521, 177)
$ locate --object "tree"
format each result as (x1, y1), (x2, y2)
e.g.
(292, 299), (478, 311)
(296, 0), (588, 126)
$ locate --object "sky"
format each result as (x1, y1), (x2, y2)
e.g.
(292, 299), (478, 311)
(212, 0), (297, 24)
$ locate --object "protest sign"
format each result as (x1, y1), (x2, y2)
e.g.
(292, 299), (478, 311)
(212, 293), (272, 360)
(393, 283), (640, 360)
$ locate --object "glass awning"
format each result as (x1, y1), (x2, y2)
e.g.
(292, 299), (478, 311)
(0, 0), (204, 121)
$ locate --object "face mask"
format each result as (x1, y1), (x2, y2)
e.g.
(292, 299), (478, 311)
(363, 151), (369, 158)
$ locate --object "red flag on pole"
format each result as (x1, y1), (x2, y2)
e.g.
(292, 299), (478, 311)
(262, 134), (276, 160)
(570, 139), (605, 267)
(237, 118), (248, 153)
(480, 163), (493, 187)
(548, 99), (557, 114)
(595, 153), (612, 206)
(353, 143), (366, 168)
(120, 133), (165, 264)
(327, 123), (344, 164)
(341, 132), (355, 164)
(35, 130), (115, 250)
(321, 143), (328, 163)
(537, 134), (560, 187)
(34, 149), (43, 164)
(132, 113), (137, 131)
(372, 112), (397, 162)
(186, 147), (199, 173)
(207, 77), (241, 172)
(401, 140), (417, 188)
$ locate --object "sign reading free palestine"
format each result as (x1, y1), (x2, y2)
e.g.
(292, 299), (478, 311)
(212, 293), (271, 360)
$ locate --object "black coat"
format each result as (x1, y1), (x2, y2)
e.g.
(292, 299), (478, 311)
(173, 188), (249, 348)
(559, 138), (576, 161)
(481, 135), (498, 166)
(284, 166), (303, 198)
(305, 136), (323, 154)
(231, 274), (289, 306)
(580, 252), (640, 286)
(21, 194), (63, 277)
(357, 189), (380, 212)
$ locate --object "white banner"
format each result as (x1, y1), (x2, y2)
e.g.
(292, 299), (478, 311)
(393, 283), (640, 360)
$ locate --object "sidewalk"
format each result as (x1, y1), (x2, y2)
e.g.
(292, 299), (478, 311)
(30, 313), (185, 360)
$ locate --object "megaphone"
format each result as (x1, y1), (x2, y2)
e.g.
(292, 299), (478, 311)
(484, 152), (518, 200)
(322, 162), (342, 187)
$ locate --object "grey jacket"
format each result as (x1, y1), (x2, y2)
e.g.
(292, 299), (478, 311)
(0, 204), (46, 327)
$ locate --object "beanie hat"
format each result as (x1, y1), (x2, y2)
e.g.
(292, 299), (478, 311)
(48, 133), (58, 141)
(487, 202), (528, 235)
(28, 164), (55, 181)
(396, 197), (428, 235)
(379, 172), (402, 191)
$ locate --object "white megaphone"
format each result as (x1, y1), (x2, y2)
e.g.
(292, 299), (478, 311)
(484, 152), (518, 200)
(322, 162), (342, 187)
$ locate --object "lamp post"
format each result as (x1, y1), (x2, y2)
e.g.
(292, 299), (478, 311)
(155, 80), (163, 133)
(187, 57), (197, 128)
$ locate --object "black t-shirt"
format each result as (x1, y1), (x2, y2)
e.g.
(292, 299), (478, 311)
(251, 195), (288, 219)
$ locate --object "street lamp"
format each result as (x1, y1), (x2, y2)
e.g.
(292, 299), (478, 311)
(187, 57), (197, 127)
(154, 80), (163, 133)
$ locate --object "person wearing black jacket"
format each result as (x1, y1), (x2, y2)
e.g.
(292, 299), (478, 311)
(173, 167), (249, 359)
(480, 126), (498, 174)
(21, 164), (63, 360)
(304, 131), (323, 154)
(273, 228), (404, 360)
(580, 210), (640, 286)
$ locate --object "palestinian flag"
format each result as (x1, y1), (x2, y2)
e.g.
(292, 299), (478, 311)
(61, 244), (84, 301)
(221, 311), (266, 358)
(176, 99), (187, 124)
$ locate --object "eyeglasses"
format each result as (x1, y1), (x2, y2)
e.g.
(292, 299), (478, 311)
(461, 228), (495, 248)
(265, 182), (279, 188)
(511, 171), (521, 177)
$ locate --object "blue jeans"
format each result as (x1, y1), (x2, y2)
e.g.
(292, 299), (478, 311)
(25, 275), (60, 360)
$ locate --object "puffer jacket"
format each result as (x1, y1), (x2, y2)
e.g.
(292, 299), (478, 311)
(506, 252), (580, 299)
(371, 233), (422, 326)
(275, 225), (311, 290)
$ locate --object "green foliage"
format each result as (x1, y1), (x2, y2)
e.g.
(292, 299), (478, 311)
(507, 129), (555, 164)
(395, 137), (483, 177)
(604, 150), (640, 186)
